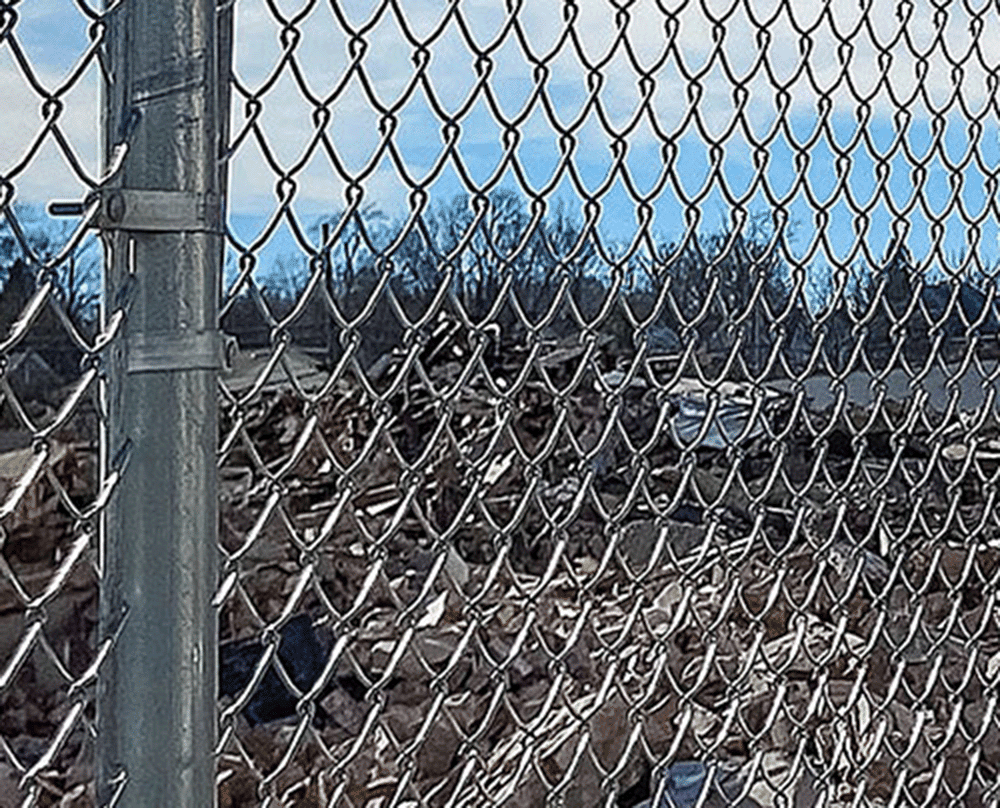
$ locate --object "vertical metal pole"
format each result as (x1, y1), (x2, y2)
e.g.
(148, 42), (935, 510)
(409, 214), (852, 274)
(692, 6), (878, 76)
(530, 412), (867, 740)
(98, 1), (224, 805)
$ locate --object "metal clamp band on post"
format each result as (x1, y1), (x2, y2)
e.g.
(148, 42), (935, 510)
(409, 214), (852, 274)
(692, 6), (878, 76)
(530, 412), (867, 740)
(98, 189), (217, 232)
(49, 189), (219, 232)
(126, 331), (234, 373)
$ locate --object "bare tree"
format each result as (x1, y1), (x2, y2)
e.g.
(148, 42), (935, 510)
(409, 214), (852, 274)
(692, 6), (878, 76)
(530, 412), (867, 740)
(1, 204), (99, 331)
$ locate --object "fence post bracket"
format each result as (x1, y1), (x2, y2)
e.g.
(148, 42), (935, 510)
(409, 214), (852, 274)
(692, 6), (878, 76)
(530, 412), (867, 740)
(49, 189), (220, 233)
(126, 330), (236, 373)
(99, 188), (218, 232)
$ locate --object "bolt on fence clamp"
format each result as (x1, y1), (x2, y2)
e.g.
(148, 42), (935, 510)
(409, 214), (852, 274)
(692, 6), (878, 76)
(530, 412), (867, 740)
(126, 330), (237, 374)
(49, 188), (220, 233)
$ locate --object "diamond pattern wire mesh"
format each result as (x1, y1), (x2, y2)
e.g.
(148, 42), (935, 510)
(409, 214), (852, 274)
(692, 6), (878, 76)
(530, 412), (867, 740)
(0, 2), (129, 805)
(216, 1), (1000, 806)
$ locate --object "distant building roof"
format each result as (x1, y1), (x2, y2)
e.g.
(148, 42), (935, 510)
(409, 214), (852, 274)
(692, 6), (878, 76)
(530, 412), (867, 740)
(2, 349), (63, 402)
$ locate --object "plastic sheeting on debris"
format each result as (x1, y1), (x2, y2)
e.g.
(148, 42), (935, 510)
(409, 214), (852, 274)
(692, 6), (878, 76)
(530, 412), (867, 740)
(598, 374), (786, 450)
(669, 380), (785, 450)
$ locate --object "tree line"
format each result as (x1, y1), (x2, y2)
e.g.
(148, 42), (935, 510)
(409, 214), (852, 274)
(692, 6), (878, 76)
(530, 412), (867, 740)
(3, 192), (998, 387)
(222, 189), (1000, 376)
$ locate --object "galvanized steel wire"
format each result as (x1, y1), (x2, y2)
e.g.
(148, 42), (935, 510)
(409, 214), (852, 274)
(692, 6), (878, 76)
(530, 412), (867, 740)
(2, 0), (997, 805)
(215, 1), (1000, 807)
(0, 1), (131, 805)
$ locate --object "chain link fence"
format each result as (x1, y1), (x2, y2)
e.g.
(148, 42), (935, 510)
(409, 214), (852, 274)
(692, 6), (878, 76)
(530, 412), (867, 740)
(215, 0), (1000, 806)
(4, 0), (1000, 805)
(0, 1), (129, 804)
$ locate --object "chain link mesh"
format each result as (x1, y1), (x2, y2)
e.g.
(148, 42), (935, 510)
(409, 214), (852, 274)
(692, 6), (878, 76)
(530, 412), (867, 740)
(0, 1), (131, 805)
(217, 1), (1000, 806)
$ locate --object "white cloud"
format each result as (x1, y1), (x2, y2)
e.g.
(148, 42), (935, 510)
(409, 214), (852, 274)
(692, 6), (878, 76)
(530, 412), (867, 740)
(0, 21), (101, 207)
(3, 0), (998, 257)
(223, 0), (1000, 226)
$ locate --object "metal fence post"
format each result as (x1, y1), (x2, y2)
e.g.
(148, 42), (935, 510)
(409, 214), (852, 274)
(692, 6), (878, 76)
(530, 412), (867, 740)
(98, 1), (224, 805)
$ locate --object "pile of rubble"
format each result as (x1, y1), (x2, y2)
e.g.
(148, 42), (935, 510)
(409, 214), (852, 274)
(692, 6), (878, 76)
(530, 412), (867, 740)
(0, 387), (99, 807)
(215, 311), (1000, 807)
(5, 310), (997, 806)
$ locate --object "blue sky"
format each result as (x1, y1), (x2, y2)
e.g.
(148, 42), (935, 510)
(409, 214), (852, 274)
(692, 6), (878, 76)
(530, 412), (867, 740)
(3, 0), (1000, 305)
